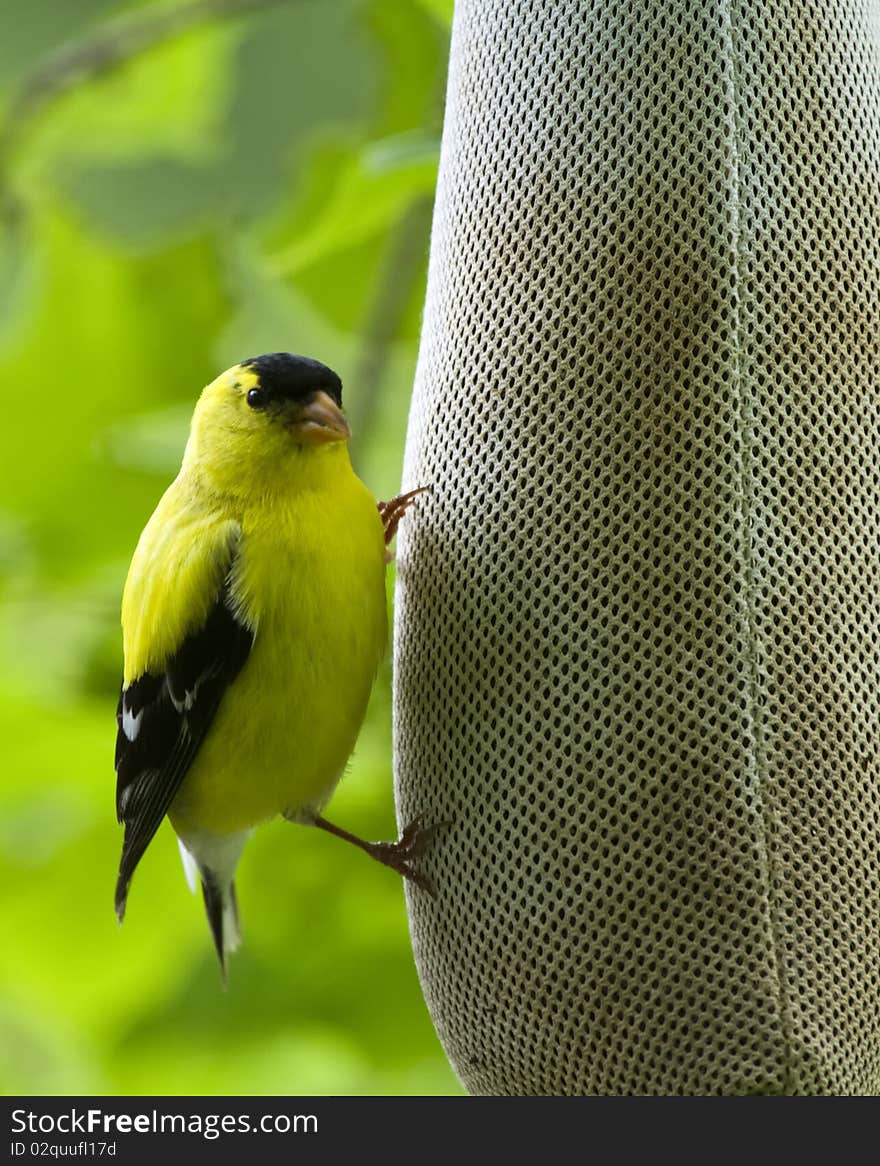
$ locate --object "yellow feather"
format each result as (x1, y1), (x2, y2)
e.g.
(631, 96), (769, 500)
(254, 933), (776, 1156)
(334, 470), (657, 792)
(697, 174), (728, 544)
(121, 479), (240, 683)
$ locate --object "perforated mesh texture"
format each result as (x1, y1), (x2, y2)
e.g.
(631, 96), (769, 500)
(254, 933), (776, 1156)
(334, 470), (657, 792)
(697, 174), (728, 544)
(393, 0), (880, 1095)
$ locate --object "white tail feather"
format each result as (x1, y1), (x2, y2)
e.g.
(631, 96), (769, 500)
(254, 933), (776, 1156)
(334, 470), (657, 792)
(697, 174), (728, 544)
(178, 838), (199, 893)
(175, 828), (250, 969)
(223, 892), (242, 954)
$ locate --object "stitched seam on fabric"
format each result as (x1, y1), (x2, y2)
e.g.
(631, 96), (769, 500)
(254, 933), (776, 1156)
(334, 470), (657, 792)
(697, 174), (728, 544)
(725, 0), (792, 1092)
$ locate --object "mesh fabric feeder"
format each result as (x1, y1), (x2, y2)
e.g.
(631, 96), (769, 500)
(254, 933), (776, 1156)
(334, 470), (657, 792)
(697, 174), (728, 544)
(392, 0), (880, 1095)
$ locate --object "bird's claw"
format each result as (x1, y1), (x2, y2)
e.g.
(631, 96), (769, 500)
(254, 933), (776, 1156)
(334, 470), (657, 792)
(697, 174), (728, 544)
(378, 486), (431, 548)
(370, 815), (437, 896)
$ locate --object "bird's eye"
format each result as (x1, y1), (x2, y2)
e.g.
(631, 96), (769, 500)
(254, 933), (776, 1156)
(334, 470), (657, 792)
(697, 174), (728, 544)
(246, 387), (267, 409)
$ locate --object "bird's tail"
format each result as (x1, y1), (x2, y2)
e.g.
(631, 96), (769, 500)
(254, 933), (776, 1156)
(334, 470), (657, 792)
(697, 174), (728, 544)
(177, 831), (249, 981)
(200, 872), (242, 979)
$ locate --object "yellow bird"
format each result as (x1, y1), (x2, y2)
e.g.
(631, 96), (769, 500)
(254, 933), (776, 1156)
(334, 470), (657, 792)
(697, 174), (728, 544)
(114, 352), (428, 973)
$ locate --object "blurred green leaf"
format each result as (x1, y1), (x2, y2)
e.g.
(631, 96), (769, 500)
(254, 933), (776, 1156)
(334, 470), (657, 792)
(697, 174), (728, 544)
(270, 133), (438, 275)
(18, 22), (237, 168)
(0, 208), (228, 575)
(367, 0), (448, 133)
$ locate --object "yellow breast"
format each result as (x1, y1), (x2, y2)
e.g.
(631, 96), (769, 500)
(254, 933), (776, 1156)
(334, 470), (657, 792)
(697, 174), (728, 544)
(169, 471), (387, 835)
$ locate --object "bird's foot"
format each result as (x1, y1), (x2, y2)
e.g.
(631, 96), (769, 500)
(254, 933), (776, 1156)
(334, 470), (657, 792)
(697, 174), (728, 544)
(364, 816), (437, 895)
(311, 813), (437, 896)
(377, 486), (430, 548)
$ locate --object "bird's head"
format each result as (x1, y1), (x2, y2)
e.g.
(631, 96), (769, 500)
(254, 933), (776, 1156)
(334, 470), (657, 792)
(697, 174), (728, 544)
(184, 353), (351, 496)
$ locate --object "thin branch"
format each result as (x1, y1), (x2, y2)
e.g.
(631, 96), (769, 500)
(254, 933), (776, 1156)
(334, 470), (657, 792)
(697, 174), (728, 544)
(348, 194), (434, 468)
(348, 58), (448, 470)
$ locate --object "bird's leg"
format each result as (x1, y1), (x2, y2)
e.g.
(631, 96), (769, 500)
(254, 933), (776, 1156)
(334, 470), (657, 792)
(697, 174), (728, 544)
(308, 814), (437, 895)
(377, 486), (430, 549)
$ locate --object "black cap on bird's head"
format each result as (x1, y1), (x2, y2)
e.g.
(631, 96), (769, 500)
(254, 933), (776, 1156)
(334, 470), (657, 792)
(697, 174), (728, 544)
(239, 352), (343, 407)
(238, 352), (348, 445)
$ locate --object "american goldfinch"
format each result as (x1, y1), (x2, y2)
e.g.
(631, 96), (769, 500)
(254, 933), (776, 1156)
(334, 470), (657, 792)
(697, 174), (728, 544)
(114, 352), (429, 974)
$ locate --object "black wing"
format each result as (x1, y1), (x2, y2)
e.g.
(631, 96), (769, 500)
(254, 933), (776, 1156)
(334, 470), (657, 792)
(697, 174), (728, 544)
(114, 580), (254, 920)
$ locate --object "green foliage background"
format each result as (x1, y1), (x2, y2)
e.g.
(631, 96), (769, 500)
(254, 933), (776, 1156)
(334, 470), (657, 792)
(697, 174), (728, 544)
(0, 0), (461, 1096)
